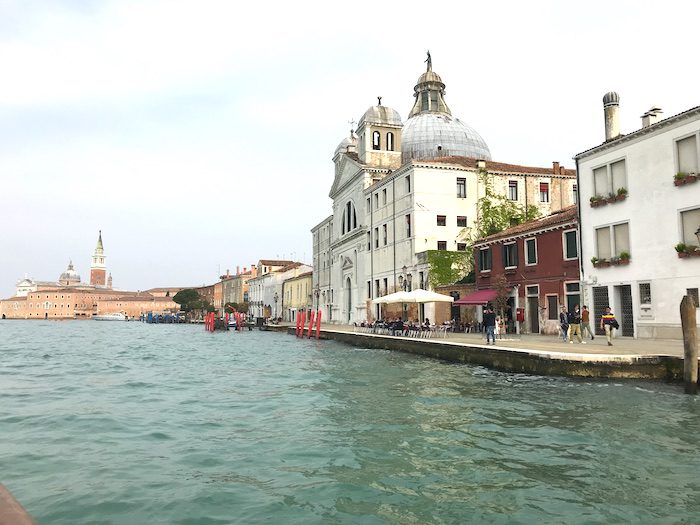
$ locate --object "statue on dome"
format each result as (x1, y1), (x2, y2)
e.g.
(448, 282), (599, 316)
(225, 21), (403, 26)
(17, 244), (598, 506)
(425, 50), (432, 71)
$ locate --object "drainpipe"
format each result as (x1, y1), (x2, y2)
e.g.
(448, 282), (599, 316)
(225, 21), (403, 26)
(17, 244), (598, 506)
(392, 175), (397, 292)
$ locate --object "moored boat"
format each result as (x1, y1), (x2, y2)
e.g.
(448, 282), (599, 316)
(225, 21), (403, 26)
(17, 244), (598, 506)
(92, 312), (127, 321)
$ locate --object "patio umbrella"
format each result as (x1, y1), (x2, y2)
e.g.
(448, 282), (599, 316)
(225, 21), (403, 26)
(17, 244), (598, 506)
(371, 290), (414, 304)
(404, 289), (454, 303)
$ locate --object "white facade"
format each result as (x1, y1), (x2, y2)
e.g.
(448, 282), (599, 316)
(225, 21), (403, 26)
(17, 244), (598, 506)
(248, 263), (312, 320)
(576, 96), (700, 339)
(312, 59), (576, 325)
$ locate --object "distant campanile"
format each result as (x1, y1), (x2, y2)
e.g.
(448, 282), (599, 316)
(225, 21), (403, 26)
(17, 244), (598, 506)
(90, 230), (107, 286)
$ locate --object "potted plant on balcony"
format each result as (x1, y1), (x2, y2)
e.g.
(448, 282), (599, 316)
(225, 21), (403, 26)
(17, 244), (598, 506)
(615, 187), (628, 201)
(675, 242), (688, 257)
(674, 172), (698, 186)
(592, 256), (611, 268)
(589, 195), (606, 208)
(617, 251), (630, 264)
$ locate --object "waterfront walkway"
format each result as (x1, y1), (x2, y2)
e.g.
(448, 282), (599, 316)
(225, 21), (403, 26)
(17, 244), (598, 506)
(276, 322), (691, 380)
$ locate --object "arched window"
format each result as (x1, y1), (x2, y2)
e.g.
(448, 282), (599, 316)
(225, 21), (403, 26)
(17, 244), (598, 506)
(387, 132), (394, 151)
(341, 201), (357, 235)
(372, 131), (381, 150)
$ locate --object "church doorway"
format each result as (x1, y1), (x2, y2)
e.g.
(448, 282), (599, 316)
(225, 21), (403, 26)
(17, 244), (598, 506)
(1, 314), (5, 319)
(44, 313), (48, 319)
(345, 277), (352, 324)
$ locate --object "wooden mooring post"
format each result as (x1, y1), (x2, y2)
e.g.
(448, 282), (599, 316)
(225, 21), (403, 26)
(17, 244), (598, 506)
(0, 484), (36, 525)
(680, 295), (698, 395)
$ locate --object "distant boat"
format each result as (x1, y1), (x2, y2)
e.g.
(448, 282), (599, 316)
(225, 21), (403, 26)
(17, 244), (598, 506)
(93, 313), (127, 321)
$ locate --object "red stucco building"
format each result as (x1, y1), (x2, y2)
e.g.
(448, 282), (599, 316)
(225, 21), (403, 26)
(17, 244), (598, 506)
(463, 206), (579, 335)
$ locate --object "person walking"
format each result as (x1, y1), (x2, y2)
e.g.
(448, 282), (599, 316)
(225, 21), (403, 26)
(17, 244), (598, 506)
(483, 307), (496, 345)
(559, 306), (569, 342)
(600, 307), (618, 346)
(581, 305), (594, 340)
(568, 304), (585, 344)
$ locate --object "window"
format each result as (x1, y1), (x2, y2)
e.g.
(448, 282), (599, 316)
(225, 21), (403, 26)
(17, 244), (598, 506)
(593, 159), (627, 196)
(421, 92), (429, 111)
(677, 135), (698, 173)
(419, 271), (425, 289)
(367, 281), (372, 299)
(382, 224), (387, 245)
(688, 288), (699, 308)
(405, 214), (412, 237)
(547, 295), (558, 320)
(457, 216), (467, 227)
(526, 285), (538, 297)
(405, 176), (411, 193)
(367, 232), (371, 251)
(565, 282), (580, 312)
(639, 283), (651, 305)
(437, 241), (447, 250)
(563, 230), (578, 260)
(382, 188), (387, 205)
(539, 182), (549, 203)
(372, 131), (381, 150)
(572, 184), (578, 204)
(525, 238), (537, 265)
(383, 278), (388, 295)
(680, 208), (700, 245)
(341, 201), (357, 234)
(374, 193), (379, 209)
(374, 227), (379, 248)
(478, 248), (492, 271)
(503, 242), (518, 268)
(595, 222), (629, 259)
(437, 215), (446, 226)
(456, 178), (466, 198)
(508, 180), (518, 201)
(366, 197), (370, 212)
(387, 132), (394, 151)
(375, 279), (380, 297)
(457, 243), (467, 251)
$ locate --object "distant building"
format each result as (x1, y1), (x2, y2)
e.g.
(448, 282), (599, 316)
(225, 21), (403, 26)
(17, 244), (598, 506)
(282, 271), (313, 322)
(575, 93), (700, 339)
(469, 206), (579, 335)
(249, 261), (312, 320)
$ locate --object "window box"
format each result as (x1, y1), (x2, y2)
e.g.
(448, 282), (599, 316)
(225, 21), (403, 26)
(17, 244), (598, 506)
(591, 257), (611, 268)
(610, 257), (630, 266)
(590, 196), (607, 208)
(674, 172), (698, 187)
(676, 243), (700, 258)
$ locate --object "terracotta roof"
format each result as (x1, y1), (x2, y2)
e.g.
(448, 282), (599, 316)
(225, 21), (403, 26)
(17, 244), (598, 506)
(259, 260), (295, 266)
(1, 295), (27, 301)
(275, 262), (304, 272)
(285, 271), (313, 280)
(475, 205), (578, 244)
(421, 156), (576, 176)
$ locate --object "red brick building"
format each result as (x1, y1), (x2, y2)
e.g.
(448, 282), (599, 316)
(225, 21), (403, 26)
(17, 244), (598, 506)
(465, 206), (579, 335)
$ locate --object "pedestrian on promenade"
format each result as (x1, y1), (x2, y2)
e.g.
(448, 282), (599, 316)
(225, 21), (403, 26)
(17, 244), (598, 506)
(559, 306), (569, 342)
(483, 307), (496, 345)
(581, 305), (594, 340)
(600, 307), (618, 346)
(568, 304), (585, 344)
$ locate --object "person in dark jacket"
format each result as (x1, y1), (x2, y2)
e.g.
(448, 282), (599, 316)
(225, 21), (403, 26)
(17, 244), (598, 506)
(483, 307), (496, 345)
(559, 306), (569, 342)
(567, 304), (584, 344)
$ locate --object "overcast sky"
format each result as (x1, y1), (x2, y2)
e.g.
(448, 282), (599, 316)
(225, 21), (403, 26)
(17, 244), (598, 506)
(1, 0), (698, 297)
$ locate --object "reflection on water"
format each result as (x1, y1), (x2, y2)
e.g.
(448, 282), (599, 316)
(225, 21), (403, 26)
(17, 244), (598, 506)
(1, 321), (699, 524)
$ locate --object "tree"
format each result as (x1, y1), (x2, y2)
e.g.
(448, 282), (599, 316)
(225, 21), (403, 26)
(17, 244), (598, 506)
(173, 289), (207, 312)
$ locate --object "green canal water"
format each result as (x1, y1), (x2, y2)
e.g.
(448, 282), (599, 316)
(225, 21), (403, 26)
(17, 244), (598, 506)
(1, 321), (700, 524)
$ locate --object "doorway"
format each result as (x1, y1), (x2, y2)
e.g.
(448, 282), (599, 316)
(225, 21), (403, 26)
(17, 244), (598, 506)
(616, 284), (634, 337)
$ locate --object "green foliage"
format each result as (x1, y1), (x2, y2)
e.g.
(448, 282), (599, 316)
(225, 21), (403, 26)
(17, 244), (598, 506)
(675, 242), (687, 253)
(493, 275), (510, 317)
(619, 251), (630, 260)
(173, 289), (209, 312)
(426, 250), (471, 288)
(474, 168), (540, 238)
(675, 172), (688, 181)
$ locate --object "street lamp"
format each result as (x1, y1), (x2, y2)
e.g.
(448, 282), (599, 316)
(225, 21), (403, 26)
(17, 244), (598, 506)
(273, 292), (279, 321)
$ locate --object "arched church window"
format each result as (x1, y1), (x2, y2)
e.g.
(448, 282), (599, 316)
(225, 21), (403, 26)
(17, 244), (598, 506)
(372, 131), (381, 150)
(341, 214), (346, 235)
(421, 92), (429, 111)
(430, 91), (438, 110)
(387, 132), (394, 151)
(353, 207), (357, 229)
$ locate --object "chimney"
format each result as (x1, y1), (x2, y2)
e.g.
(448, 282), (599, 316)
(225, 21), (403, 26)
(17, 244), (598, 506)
(552, 161), (560, 174)
(641, 106), (663, 128)
(236, 265), (240, 275)
(559, 164), (565, 175)
(603, 92), (620, 141)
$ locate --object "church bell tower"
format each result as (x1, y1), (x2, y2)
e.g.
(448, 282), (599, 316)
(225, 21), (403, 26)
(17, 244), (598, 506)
(90, 230), (107, 286)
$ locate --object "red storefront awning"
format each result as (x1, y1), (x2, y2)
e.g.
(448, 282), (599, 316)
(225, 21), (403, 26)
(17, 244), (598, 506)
(453, 289), (498, 305)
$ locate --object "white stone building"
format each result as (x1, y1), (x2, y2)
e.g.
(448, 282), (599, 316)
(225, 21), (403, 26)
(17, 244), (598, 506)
(312, 57), (576, 324)
(574, 92), (700, 339)
(248, 261), (312, 320)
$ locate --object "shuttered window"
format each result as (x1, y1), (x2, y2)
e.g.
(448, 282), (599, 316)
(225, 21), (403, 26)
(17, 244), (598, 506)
(678, 135), (699, 173)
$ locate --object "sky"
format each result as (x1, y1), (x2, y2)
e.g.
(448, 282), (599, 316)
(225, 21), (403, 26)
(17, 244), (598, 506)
(1, 0), (698, 297)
